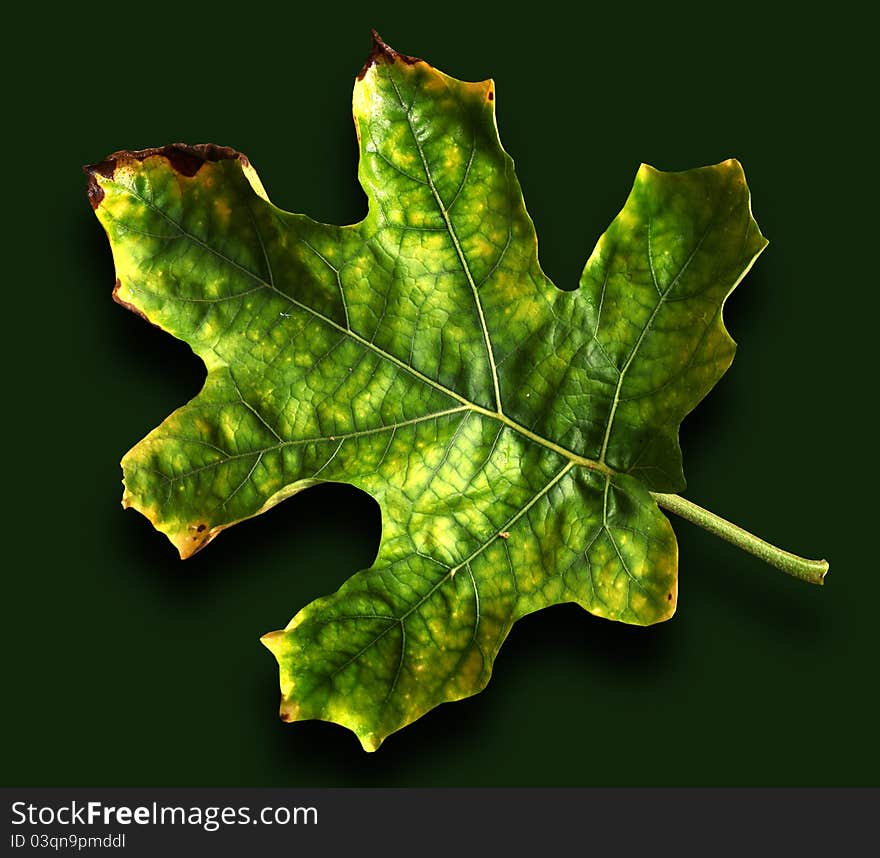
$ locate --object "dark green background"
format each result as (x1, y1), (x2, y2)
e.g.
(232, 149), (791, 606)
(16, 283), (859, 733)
(8, 4), (875, 785)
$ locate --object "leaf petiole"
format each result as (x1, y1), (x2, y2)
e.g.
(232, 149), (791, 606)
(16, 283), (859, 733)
(652, 492), (828, 585)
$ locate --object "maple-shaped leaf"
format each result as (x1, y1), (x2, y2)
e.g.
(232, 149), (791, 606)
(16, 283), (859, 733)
(86, 33), (826, 751)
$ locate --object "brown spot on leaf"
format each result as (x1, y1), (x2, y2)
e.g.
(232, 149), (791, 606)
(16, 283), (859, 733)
(83, 157), (116, 210)
(158, 143), (240, 176)
(667, 593), (673, 601)
(111, 278), (158, 327)
(91, 158), (118, 179)
(488, 91), (494, 101)
(499, 531), (510, 540)
(280, 711), (292, 722)
(358, 29), (421, 80)
(196, 524), (206, 532)
(160, 147), (204, 177)
(86, 175), (104, 210)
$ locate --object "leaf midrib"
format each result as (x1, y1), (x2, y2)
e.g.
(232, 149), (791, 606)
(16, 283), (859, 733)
(388, 76), (504, 414)
(323, 457), (577, 705)
(597, 218), (712, 464)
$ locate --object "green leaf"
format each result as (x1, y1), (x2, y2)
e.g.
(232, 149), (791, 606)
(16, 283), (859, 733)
(87, 35), (770, 751)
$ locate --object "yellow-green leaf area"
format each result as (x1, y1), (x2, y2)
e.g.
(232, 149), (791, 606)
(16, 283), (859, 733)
(87, 35), (765, 750)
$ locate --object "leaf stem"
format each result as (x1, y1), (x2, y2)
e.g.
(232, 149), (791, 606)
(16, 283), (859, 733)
(651, 492), (828, 585)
